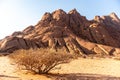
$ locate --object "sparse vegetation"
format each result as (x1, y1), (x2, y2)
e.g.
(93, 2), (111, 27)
(9, 48), (73, 74)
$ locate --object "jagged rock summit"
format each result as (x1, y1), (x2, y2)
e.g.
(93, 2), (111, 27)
(0, 9), (120, 55)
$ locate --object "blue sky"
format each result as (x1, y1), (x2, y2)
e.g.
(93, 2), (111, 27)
(0, 0), (120, 39)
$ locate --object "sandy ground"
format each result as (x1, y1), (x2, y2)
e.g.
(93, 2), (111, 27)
(0, 56), (51, 80)
(0, 56), (120, 80)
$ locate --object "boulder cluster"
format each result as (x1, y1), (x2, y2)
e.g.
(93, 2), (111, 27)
(0, 9), (120, 55)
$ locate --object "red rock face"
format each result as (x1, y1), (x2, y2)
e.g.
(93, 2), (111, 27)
(0, 9), (120, 55)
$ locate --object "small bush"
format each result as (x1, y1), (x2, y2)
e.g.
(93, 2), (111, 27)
(9, 48), (72, 74)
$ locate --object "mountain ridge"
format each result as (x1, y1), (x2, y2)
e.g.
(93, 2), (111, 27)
(0, 9), (120, 55)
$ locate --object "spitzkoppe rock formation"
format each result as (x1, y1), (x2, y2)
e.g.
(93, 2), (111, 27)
(0, 9), (120, 55)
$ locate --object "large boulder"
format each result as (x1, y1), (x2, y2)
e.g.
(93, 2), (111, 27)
(0, 36), (37, 53)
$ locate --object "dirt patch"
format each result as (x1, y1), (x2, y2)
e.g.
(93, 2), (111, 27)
(0, 56), (120, 80)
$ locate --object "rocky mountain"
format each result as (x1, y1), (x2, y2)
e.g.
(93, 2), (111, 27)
(0, 9), (120, 55)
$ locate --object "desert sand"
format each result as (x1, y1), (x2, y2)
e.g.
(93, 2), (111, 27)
(0, 56), (120, 80)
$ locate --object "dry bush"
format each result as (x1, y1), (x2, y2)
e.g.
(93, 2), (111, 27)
(9, 48), (72, 74)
